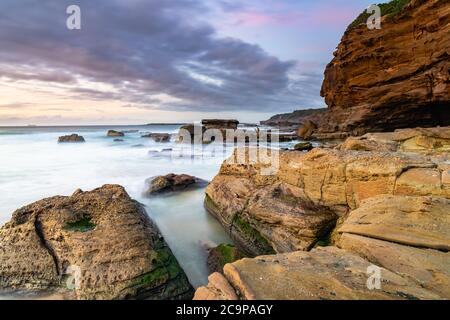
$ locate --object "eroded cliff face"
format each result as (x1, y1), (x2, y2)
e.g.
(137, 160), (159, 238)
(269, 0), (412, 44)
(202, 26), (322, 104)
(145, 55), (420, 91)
(306, 0), (450, 138)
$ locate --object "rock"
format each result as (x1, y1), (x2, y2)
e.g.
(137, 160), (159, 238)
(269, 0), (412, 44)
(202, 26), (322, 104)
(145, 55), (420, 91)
(0, 185), (193, 300)
(205, 146), (449, 255)
(297, 120), (317, 140)
(338, 195), (450, 251)
(340, 127), (450, 153)
(293, 142), (313, 151)
(207, 244), (246, 274)
(178, 119), (239, 144)
(142, 133), (170, 143)
(260, 109), (327, 129)
(338, 233), (450, 298)
(58, 134), (85, 143)
(193, 272), (238, 300)
(113, 139), (124, 142)
(195, 247), (441, 300)
(311, 0), (450, 137)
(107, 130), (124, 137)
(145, 173), (208, 195)
(202, 119), (239, 130)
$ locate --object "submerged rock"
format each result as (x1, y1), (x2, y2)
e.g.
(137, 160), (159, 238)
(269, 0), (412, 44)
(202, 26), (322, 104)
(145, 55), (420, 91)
(107, 130), (124, 137)
(145, 173), (208, 195)
(142, 133), (170, 143)
(0, 185), (193, 300)
(58, 134), (85, 143)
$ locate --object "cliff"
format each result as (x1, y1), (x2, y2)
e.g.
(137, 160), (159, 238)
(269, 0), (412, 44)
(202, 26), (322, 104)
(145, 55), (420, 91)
(301, 0), (450, 139)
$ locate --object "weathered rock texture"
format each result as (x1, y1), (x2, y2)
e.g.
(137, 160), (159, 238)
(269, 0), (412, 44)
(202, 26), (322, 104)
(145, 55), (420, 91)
(194, 247), (442, 300)
(340, 126), (450, 154)
(205, 147), (449, 256)
(0, 185), (193, 300)
(301, 0), (450, 138)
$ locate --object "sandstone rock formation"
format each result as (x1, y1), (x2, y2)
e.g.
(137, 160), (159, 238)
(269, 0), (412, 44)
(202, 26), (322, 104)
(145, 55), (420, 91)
(340, 126), (450, 154)
(144, 174), (208, 195)
(107, 130), (125, 137)
(195, 247), (443, 300)
(58, 134), (85, 143)
(0, 185), (193, 300)
(205, 146), (449, 256)
(300, 0), (450, 138)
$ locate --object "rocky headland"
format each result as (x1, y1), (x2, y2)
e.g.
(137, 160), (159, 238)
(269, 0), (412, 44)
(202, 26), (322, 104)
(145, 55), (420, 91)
(298, 0), (449, 139)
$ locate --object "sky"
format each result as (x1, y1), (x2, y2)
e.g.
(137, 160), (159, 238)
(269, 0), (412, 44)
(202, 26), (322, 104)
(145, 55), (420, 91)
(0, 0), (382, 125)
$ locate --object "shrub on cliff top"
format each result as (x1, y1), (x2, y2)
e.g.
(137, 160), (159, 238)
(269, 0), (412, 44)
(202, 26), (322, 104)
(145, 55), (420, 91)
(347, 0), (410, 30)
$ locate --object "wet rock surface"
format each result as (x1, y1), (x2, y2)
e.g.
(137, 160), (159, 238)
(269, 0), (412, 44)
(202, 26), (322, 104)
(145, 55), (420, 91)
(0, 185), (193, 300)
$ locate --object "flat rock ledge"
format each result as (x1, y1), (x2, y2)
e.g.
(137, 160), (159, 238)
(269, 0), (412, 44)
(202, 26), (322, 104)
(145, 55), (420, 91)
(0, 185), (194, 300)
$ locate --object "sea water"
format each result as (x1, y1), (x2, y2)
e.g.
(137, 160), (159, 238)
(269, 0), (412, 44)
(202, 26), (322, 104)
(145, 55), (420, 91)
(0, 125), (298, 294)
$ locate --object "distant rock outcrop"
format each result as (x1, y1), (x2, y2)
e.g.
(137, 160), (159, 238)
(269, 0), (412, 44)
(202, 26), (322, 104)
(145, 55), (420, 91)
(260, 108), (326, 128)
(107, 130), (125, 137)
(58, 134), (85, 143)
(0, 185), (193, 300)
(301, 0), (450, 139)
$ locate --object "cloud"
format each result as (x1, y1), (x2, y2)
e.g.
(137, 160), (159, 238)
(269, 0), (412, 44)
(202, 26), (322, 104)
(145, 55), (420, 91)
(0, 0), (324, 115)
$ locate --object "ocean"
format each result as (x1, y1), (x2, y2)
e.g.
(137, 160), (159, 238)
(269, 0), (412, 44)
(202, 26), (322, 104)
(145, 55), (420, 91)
(0, 124), (297, 292)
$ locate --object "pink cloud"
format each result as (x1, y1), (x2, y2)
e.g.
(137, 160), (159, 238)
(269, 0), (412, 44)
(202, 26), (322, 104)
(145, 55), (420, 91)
(230, 10), (305, 27)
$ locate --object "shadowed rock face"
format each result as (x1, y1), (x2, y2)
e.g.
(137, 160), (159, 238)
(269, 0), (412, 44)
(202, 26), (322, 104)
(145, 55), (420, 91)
(0, 185), (193, 300)
(304, 0), (450, 138)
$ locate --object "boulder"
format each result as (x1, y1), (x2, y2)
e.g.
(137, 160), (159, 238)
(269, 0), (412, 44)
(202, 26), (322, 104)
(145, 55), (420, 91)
(293, 142), (313, 151)
(107, 130), (124, 137)
(145, 173), (208, 195)
(193, 272), (238, 300)
(0, 185), (193, 300)
(194, 247), (441, 300)
(207, 244), (246, 274)
(113, 139), (124, 142)
(58, 134), (85, 143)
(297, 120), (317, 140)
